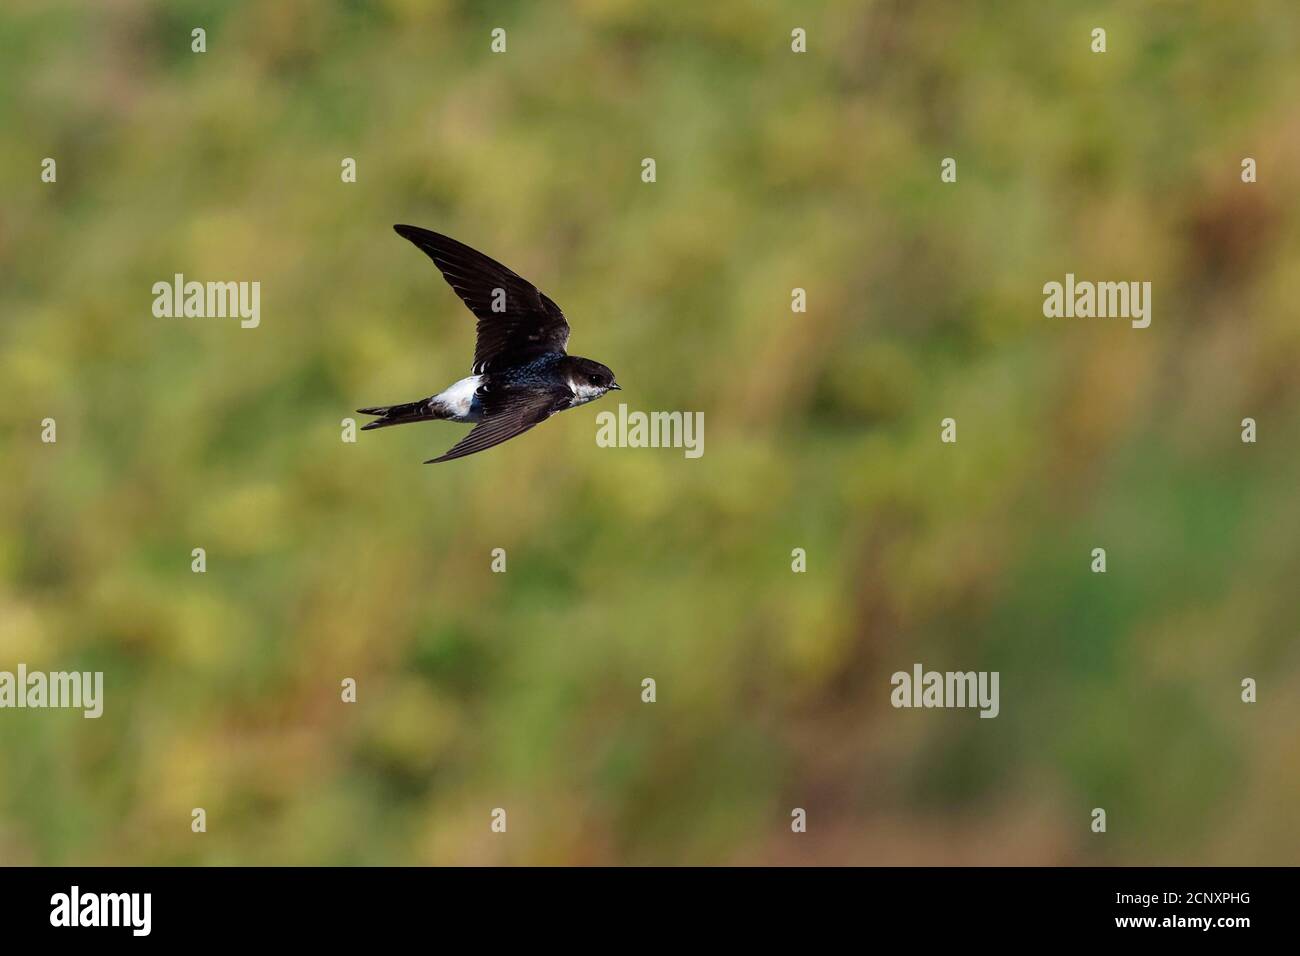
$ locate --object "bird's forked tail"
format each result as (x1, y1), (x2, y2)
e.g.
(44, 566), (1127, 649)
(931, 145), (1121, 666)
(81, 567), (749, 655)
(356, 397), (443, 430)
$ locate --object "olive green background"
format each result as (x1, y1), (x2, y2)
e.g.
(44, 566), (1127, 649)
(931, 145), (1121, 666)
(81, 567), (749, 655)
(2, 0), (1298, 865)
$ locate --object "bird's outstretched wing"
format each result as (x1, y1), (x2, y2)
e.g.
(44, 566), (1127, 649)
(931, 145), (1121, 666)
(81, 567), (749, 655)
(394, 225), (570, 373)
(426, 384), (572, 464)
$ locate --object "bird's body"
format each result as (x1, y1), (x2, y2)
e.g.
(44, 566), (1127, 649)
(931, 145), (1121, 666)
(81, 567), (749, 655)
(358, 226), (619, 463)
(431, 374), (486, 422)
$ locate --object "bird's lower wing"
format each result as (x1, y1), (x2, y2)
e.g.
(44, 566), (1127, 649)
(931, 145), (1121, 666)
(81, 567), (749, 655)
(425, 387), (570, 464)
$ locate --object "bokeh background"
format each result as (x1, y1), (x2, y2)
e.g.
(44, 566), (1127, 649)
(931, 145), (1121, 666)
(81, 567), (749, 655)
(2, 0), (1298, 865)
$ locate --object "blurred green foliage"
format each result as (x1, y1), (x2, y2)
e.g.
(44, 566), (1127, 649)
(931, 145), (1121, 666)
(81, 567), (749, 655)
(2, 0), (1299, 864)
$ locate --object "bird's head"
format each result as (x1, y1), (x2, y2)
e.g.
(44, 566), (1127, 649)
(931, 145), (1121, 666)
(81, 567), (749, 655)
(565, 357), (621, 404)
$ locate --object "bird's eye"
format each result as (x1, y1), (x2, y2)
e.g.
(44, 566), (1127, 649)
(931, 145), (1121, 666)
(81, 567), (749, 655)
(589, 375), (602, 385)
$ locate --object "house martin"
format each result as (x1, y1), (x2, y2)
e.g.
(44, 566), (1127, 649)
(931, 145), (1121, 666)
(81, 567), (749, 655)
(358, 225), (620, 463)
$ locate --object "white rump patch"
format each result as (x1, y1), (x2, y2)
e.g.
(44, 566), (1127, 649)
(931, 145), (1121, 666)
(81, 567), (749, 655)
(434, 375), (484, 422)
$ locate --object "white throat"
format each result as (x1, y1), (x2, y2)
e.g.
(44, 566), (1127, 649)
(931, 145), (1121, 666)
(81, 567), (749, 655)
(568, 379), (606, 406)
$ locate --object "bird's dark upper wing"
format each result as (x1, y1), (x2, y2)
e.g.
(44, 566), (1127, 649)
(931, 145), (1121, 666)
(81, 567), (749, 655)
(394, 224), (570, 373)
(425, 384), (572, 464)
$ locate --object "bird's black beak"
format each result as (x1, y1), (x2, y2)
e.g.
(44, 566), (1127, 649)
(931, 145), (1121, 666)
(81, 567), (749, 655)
(609, 382), (621, 390)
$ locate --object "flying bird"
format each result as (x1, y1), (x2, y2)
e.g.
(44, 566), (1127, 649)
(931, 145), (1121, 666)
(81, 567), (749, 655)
(358, 225), (620, 463)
